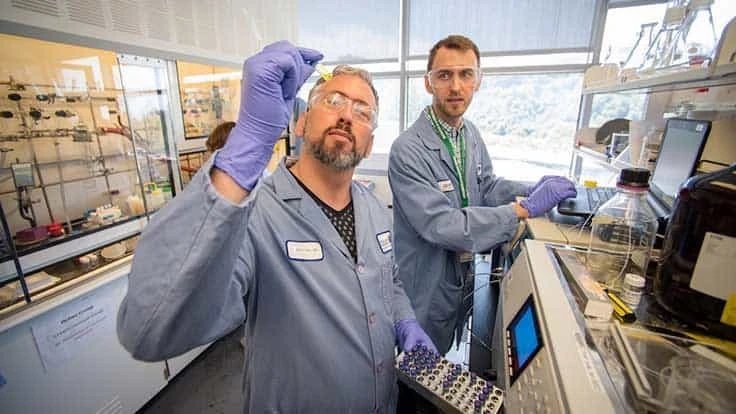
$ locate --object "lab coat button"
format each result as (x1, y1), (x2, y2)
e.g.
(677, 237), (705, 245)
(368, 312), (376, 324)
(357, 264), (365, 273)
(376, 361), (384, 373)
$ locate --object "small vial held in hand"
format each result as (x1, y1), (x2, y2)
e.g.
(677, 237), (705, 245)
(315, 63), (332, 81)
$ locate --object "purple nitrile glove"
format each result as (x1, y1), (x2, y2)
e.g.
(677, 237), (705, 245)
(214, 41), (323, 190)
(520, 177), (577, 217)
(395, 318), (438, 354)
(527, 175), (566, 196)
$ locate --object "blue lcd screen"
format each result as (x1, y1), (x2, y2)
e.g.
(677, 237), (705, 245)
(508, 295), (543, 383)
(513, 306), (539, 366)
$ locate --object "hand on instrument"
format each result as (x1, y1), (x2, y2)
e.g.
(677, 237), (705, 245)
(520, 177), (577, 217)
(395, 318), (438, 354)
(214, 41), (323, 190)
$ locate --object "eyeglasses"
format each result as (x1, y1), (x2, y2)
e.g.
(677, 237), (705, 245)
(310, 91), (377, 127)
(427, 66), (480, 87)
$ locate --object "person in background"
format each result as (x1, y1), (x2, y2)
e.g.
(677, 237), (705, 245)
(205, 121), (235, 152)
(289, 97), (308, 155)
(117, 41), (435, 413)
(388, 35), (576, 355)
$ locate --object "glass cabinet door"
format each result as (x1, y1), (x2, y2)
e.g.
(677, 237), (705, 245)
(0, 33), (141, 254)
(0, 35), (181, 313)
(116, 55), (178, 213)
(176, 61), (241, 139)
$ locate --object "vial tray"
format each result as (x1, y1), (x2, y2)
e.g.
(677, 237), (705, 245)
(395, 345), (504, 414)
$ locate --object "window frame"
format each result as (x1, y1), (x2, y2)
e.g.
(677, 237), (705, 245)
(295, 0), (607, 173)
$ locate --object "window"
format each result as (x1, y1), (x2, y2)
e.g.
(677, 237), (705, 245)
(589, 93), (647, 128)
(409, 0), (597, 56)
(297, 0), (400, 61)
(407, 73), (583, 181)
(294, 1), (599, 175)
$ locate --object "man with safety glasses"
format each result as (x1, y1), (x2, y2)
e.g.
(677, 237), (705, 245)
(388, 35), (576, 358)
(118, 41), (435, 412)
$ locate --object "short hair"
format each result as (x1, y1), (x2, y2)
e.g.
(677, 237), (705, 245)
(307, 65), (379, 113)
(427, 35), (481, 72)
(206, 121), (236, 152)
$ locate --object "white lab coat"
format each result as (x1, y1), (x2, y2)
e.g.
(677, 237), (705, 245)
(388, 114), (529, 353)
(118, 157), (415, 413)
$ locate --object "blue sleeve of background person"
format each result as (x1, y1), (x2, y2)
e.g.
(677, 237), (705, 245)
(388, 134), (520, 253)
(117, 155), (255, 362)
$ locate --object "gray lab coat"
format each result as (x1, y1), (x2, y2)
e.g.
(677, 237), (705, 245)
(118, 157), (415, 413)
(388, 114), (529, 353)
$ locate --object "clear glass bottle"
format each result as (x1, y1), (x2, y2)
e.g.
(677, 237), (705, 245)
(586, 168), (658, 290)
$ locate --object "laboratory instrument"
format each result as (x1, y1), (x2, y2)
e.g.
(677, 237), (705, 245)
(655, 163), (736, 341)
(622, 22), (658, 70)
(640, 0), (717, 72)
(495, 241), (620, 413)
(495, 240), (736, 412)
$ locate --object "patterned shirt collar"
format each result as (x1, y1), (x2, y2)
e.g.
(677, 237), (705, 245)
(424, 105), (465, 142)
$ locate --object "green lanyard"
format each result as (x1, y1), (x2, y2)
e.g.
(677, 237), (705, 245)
(427, 108), (468, 207)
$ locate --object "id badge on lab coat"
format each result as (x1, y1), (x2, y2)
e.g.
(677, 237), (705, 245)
(457, 252), (473, 263)
(438, 180), (454, 192)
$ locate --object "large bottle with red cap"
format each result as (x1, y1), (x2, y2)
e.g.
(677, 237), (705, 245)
(586, 168), (658, 291)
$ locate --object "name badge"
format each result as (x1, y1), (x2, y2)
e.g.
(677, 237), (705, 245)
(376, 231), (392, 254)
(438, 180), (454, 192)
(286, 241), (324, 261)
(458, 252), (473, 263)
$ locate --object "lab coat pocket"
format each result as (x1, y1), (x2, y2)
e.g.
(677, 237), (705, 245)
(380, 263), (394, 316)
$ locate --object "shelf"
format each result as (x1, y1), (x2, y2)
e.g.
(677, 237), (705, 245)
(0, 130), (128, 142)
(581, 67), (736, 95)
(0, 168), (139, 196)
(0, 154), (132, 171)
(574, 145), (634, 173)
(713, 63), (736, 78)
(178, 146), (208, 156)
(0, 216), (147, 282)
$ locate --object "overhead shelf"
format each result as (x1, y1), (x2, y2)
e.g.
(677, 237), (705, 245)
(582, 67), (736, 95)
(574, 145), (635, 173)
(583, 16), (736, 96)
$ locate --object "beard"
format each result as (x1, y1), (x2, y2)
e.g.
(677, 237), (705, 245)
(302, 120), (367, 171)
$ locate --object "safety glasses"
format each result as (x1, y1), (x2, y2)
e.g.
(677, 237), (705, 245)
(426, 66), (481, 87)
(310, 91), (377, 128)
